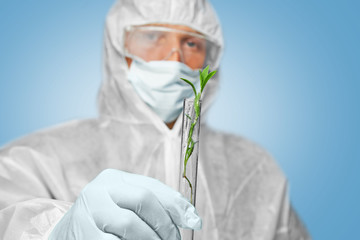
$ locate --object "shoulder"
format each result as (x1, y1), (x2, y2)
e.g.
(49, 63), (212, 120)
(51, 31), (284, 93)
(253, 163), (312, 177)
(0, 118), (102, 157)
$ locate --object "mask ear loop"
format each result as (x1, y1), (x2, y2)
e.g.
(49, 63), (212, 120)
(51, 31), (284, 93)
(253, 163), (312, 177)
(162, 48), (185, 63)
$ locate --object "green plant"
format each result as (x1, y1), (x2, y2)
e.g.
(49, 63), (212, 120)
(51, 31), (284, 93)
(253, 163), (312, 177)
(180, 65), (217, 204)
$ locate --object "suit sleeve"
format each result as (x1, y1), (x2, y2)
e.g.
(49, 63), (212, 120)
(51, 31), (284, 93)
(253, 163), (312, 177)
(0, 146), (73, 239)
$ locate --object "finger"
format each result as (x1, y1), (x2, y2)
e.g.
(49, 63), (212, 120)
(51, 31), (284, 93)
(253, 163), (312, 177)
(92, 194), (161, 240)
(49, 202), (121, 240)
(121, 171), (202, 230)
(108, 183), (180, 240)
(167, 195), (202, 230)
(98, 232), (121, 240)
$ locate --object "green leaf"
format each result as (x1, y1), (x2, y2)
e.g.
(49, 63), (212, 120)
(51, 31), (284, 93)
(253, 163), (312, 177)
(184, 139), (195, 165)
(202, 65), (210, 75)
(198, 70), (203, 84)
(180, 78), (197, 96)
(201, 70), (217, 93)
(200, 65), (209, 87)
(185, 113), (192, 120)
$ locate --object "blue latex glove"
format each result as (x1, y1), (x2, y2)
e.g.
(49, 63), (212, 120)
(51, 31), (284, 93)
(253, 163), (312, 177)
(49, 169), (201, 240)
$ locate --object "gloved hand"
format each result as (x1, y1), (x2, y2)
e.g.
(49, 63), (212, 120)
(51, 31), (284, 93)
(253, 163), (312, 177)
(49, 169), (201, 240)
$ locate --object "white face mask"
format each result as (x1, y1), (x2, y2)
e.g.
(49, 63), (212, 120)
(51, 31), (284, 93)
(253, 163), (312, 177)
(127, 59), (200, 123)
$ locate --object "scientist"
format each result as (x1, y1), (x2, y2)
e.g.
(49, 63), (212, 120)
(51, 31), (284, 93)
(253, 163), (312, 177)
(0, 0), (310, 239)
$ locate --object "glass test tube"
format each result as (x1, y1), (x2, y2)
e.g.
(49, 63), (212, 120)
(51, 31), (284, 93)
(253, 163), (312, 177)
(178, 98), (201, 240)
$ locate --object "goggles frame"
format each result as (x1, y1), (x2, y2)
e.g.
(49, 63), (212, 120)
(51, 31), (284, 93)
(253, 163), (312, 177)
(123, 25), (221, 69)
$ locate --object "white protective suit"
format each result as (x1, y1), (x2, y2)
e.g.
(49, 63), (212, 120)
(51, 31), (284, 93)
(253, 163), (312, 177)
(0, 0), (310, 239)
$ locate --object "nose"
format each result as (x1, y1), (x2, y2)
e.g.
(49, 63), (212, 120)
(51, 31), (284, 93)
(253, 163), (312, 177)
(163, 48), (184, 62)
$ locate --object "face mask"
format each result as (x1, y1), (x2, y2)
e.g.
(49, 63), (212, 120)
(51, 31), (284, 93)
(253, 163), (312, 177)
(127, 59), (200, 123)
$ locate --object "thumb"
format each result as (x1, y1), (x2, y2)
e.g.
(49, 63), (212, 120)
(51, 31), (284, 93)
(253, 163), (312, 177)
(166, 194), (202, 230)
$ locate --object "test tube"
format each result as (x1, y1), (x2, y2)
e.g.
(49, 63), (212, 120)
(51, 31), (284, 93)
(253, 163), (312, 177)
(178, 98), (202, 240)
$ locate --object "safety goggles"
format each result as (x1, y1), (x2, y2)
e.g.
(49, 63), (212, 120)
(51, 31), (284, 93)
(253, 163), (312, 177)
(124, 25), (221, 69)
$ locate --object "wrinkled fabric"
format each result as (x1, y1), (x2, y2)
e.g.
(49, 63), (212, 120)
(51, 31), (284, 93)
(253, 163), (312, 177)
(0, 0), (310, 239)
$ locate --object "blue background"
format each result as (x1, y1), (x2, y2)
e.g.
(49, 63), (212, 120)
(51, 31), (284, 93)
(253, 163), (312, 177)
(0, 0), (359, 239)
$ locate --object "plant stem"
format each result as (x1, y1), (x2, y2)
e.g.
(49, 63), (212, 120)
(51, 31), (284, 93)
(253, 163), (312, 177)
(183, 175), (193, 204)
(180, 65), (216, 205)
(182, 111), (199, 204)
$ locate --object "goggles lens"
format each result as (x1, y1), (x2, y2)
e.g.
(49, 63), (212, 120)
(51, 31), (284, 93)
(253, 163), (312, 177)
(124, 26), (220, 69)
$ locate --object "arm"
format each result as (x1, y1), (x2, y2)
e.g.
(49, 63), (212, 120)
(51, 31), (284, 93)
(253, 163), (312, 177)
(0, 147), (202, 239)
(0, 146), (74, 239)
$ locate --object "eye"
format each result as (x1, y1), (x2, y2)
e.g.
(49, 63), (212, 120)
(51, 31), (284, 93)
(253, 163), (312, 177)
(184, 37), (205, 52)
(187, 41), (196, 47)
